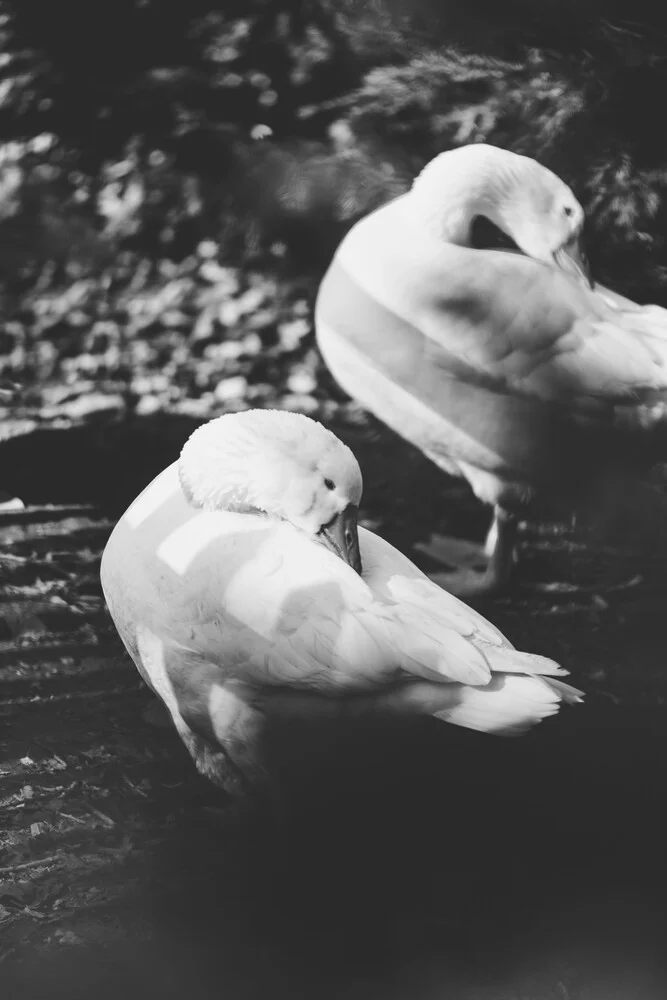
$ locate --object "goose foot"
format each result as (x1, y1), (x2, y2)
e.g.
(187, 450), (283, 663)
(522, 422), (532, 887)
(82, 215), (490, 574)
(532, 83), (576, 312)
(425, 563), (503, 599)
(415, 536), (493, 598)
(415, 507), (518, 598)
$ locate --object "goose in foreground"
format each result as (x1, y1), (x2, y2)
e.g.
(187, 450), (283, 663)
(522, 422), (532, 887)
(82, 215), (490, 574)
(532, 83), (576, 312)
(100, 409), (582, 797)
(315, 143), (667, 595)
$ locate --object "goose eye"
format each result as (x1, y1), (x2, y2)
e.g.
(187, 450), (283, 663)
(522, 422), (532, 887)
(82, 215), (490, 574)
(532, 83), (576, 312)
(563, 206), (573, 218)
(324, 478), (336, 491)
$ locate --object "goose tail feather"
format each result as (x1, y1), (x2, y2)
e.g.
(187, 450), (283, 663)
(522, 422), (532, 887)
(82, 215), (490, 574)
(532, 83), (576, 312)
(430, 673), (584, 736)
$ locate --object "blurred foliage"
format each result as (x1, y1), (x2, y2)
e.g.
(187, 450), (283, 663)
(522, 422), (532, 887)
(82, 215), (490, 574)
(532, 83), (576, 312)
(2, 0), (667, 412)
(0, 247), (353, 439)
(0, 0), (372, 277)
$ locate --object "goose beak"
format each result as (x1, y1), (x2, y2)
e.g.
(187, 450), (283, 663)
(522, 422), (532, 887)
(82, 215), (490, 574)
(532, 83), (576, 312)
(318, 505), (363, 574)
(553, 234), (594, 288)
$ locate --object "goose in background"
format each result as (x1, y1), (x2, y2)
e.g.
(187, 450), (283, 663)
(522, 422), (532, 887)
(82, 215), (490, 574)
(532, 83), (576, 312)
(315, 143), (667, 595)
(100, 409), (582, 799)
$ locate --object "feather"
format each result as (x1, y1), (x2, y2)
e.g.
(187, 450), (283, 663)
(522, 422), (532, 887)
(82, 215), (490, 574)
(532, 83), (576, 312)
(101, 461), (582, 765)
(315, 145), (667, 516)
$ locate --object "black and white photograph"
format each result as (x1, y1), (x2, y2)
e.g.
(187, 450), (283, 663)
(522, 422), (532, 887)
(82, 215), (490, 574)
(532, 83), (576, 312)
(1, 1), (666, 996)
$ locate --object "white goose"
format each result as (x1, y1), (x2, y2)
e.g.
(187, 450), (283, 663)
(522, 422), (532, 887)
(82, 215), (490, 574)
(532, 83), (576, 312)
(100, 409), (582, 794)
(315, 143), (667, 595)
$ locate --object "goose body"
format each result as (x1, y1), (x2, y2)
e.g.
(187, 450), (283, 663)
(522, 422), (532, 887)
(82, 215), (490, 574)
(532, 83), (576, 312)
(315, 144), (667, 592)
(100, 410), (581, 794)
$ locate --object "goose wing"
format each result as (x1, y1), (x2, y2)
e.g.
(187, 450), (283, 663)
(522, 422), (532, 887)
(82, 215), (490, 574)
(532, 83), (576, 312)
(101, 467), (579, 738)
(357, 526), (568, 680)
(322, 198), (667, 414)
(100, 467), (497, 700)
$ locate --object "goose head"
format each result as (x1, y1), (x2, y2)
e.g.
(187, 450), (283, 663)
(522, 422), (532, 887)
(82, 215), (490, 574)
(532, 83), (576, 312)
(410, 143), (592, 286)
(178, 409), (363, 573)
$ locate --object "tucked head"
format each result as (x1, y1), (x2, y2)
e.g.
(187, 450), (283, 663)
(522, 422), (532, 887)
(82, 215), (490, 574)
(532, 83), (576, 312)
(410, 143), (591, 286)
(178, 409), (363, 573)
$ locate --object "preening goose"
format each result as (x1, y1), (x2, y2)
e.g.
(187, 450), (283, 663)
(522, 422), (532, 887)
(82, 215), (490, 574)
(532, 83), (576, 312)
(315, 143), (667, 595)
(100, 409), (582, 796)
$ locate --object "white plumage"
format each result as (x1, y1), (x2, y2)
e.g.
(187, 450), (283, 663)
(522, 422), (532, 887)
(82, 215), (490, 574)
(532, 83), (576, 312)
(100, 410), (582, 793)
(315, 143), (667, 594)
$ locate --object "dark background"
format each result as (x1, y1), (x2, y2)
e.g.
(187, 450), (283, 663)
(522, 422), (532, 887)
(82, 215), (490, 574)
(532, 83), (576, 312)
(1, 3), (667, 997)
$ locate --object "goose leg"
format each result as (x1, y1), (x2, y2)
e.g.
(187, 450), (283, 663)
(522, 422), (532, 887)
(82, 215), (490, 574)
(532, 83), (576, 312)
(178, 678), (284, 815)
(136, 639), (287, 830)
(483, 506), (519, 591)
(142, 696), (254, 796)
(416, 505), (518, 598)
(177, 712), (290, 836)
